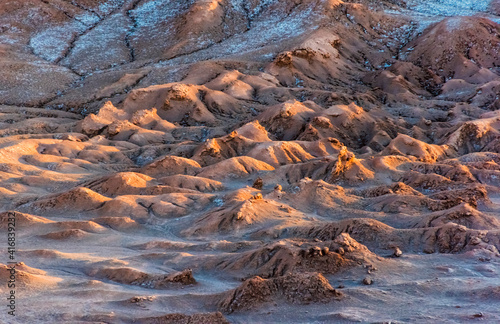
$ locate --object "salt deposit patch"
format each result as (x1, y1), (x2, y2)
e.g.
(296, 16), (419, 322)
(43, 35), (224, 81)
(406, 0), (492, 16)
(30, 23), (84, 63)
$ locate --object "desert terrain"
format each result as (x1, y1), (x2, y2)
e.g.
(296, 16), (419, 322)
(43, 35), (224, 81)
(0, 0), (500, 323)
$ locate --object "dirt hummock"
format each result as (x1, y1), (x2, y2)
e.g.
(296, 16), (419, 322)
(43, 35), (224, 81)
(1, 0), (500, 323)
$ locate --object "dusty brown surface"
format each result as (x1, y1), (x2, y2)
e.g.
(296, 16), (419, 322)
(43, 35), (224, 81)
(1, 0), (500, 323)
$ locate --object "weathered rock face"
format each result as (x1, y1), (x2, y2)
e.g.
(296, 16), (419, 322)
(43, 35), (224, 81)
(1, 0), (500, 323)
(218, 272), (342, 313)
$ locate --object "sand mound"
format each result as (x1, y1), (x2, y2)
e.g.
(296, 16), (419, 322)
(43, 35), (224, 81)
(191, 131), (256, 166)
(19, 249), (71, 259)
(197, 156), (275, 180)
(141, 156), (202, 177)
(400, 161), (477, 183)
(244, 138), (342, 168)
(364, 192), (435, 214)
(246, 141), (316, 167)
(282, 178), (359, 213)
(218, 272), (341, 313)
(41, 229), (89, 240)
(260, 156), (336, 185)
(106, 121), (175, 146)
(204, 70), (256, 101)
(77, 101), (177, 145)
(158, 175), (224, 192)
(92, 216), (141, 231)
(183, 198), (305, 236)
(94, 196), (150, 221)
(122, 83), (246, 126)
(447, 113), (500, 155)
(387, 61), (443, 96)
(268, 29), (344, 89)
(234, 120), (272, 142)
(288, 218), (500, 254)
(77, 101), (128, 137)
(437, 79), (477, 102)
(328, 146), (375, 184)
(0, 211), (53, 229)
(136, 312), (230, 324)
(354, 182), (422, 198)
(382, 134), (452, 162)
(211, 234), (381, 279)
(314, 103), (381, 149)
(415, 203), (500, 230)
(98, 192), (214, 221)
(83, 172), (152, 197)
(88, 267), (195, 289)
(0, 112), (78, 137)
(20, 187), (110, 216)
(0, 263), (61, 290)
(54, 220), (107, 233)
(399, 171), (453, 191)
(363, 70), (428, 99)
(210, 243), (300, 278)
(428, 185), (489, 207)
(130, 107), (176, 131)
(85, 173), (200, 197)
(258, 101), (317, 141)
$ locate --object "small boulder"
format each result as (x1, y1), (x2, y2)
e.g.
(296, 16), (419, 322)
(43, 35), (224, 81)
(393, 247), (403, 257)
(252, 177), (263, 190)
